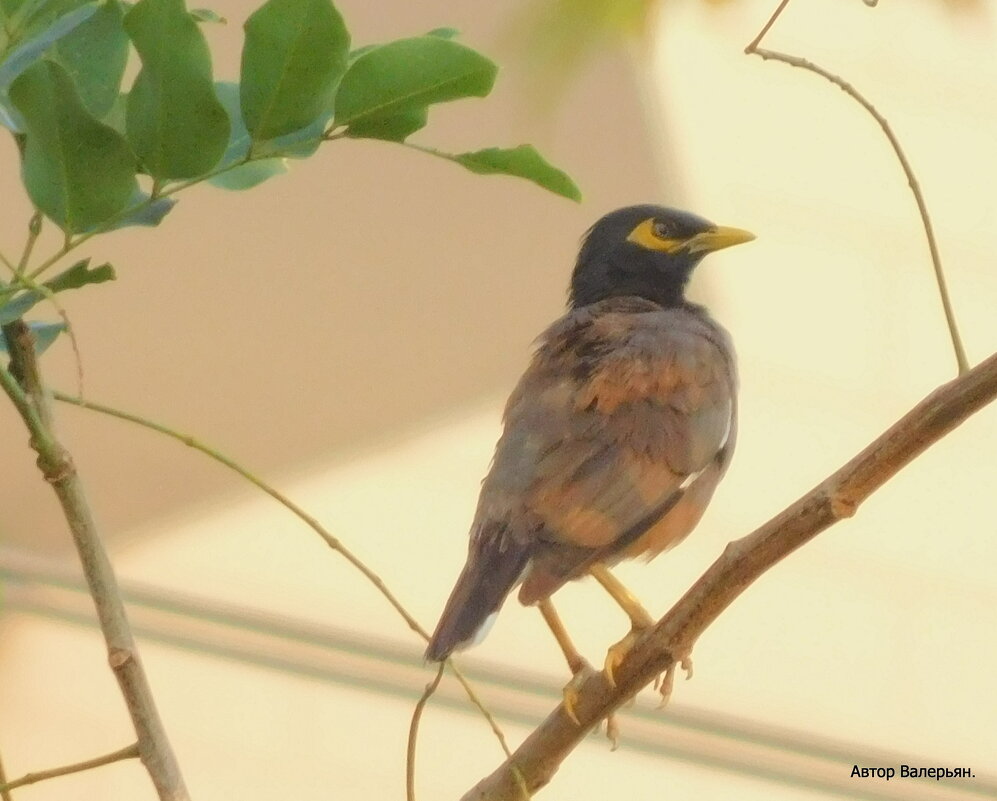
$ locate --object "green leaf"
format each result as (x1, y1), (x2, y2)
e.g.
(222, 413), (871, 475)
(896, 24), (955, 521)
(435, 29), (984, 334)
(348, 26), (459, 64)
(253, 116), (324, 157)
(209, 157), (286, 190)
(0, 292), (39, 325)
(46, 258), (116, 293)
(52, 0), (129, 117)
(190, 7), (225, 22)
(345, 107), (426, 143)
(106, 191), (176, 229)
(101, 91), (127, 133)
(124, 0), (229, 179)
(0, 321), (66, 355)
(425, 27), (458, 39)
(4, 0), (88, 36)
(426, 145), (581, 202)
(240, 0), (349, 143)
(334, 37), (496, 127)
(0, 91), (23, 131)
(0, 3), (98, 89)
(10, 60), (137, 232)
(213, 81), (250, 165)
(0, 258), (115, 324)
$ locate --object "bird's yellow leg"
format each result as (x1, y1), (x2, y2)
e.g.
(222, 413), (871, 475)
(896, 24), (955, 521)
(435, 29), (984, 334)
(538, 598), (592, 725)
(589, 563), (656, 688)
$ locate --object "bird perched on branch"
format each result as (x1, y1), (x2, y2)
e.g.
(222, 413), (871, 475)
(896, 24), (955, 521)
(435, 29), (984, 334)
(426, 204), (753, 719)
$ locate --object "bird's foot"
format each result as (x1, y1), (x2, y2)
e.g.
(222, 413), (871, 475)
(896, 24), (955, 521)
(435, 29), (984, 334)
(603, 625), (649, 688)
(561, 658), (598, 725)
(657, 653), (694, 709)
(605, 713), (620, 750)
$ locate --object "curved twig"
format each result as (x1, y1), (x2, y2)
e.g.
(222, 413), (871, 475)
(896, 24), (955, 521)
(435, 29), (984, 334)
(51, 390), (516, 764)
(745, 0), (969, 374)
(406, 663), (445, 801)
(463, 351), (997, 800)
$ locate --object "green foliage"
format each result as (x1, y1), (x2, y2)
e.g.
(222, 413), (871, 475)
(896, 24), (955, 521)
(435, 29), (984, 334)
(0, 0), (581, 350)
(46, 257), (115, 292)
(52, 0), (128, 117)
(335, 37), (496, 131)
(124, 0), (229, 178)
(0, 1), (98, 130)
(0, 2), (97, 90)
(240, 0), (349, 143)
(210, 157), (286, 190)
(10, 60), (137, 232)
(189, 7), (225, 23)
(103, 191), (177, 230)
(0, 258), (114, 324)
(344, 107), (427, 143)
(451, 146), (582, 201)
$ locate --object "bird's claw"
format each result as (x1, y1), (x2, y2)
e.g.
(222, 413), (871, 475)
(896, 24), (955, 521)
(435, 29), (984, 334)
(603, 627), (644, 688)
(657, 664), (676, 708)
(561, 659), (597, 725)
(605, 714), (620, 750)
(680, 654), (694, 681)
(657, 653), (694, 708)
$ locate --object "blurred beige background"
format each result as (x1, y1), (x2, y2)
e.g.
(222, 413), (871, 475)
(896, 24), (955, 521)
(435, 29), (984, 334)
(1, 0), (995, 799)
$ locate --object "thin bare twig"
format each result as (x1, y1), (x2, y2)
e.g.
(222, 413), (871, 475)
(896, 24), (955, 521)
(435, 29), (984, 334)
(406, 663), (445, 801)
(0, 322), (189, 801)
(51, 390), (516, 764)
(0, 749), (13, 801)
(0, 744), (139, 793)
(744, 0), (790, 52)
(463, 351), (997, 800)
(744, 0), (970, 374)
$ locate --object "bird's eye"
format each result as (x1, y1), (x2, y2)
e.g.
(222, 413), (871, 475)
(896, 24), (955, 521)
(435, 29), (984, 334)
(652, 221), (672, 239)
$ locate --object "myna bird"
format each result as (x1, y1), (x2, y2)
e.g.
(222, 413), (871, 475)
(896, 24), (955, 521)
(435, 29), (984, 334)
(426, 205), (753, 717)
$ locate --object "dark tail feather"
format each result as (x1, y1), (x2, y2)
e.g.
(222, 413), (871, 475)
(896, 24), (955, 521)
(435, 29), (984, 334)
(425, 532), (531, 662)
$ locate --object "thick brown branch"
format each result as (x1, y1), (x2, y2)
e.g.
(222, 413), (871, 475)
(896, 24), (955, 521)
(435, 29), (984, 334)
(0, 320), (190, 801)
(0, 744), (139, 793)
(463, 351), (997, 800)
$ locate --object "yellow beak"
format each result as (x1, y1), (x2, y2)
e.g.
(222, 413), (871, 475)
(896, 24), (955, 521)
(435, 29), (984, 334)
(685, 225), (756, 254)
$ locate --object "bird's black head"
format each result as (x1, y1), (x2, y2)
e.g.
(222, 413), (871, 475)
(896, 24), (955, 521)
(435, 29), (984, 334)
(569, 204), (754, 309)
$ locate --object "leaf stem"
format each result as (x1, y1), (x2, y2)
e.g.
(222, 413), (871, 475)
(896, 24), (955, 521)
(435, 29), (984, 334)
(0, 744), (140, 793)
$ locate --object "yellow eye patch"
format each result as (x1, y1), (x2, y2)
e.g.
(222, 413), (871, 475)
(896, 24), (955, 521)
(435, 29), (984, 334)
(626, 218), (685, 253)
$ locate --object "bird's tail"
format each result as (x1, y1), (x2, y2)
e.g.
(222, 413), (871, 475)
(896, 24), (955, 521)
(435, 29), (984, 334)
(425, 530), (531, 662)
